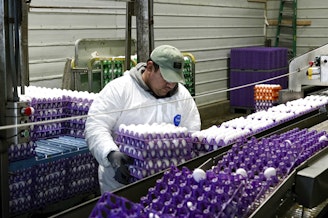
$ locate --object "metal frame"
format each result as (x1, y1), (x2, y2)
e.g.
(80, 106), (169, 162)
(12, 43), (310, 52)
(289, 43), (328, 92)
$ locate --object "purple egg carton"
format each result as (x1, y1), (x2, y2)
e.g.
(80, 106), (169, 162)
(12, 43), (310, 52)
(230, 47), (288, 70)
(66, 177), (98, 198)
(130, 156), (192, 179)
(9, 167), (35, 215)
(8, 141), (37, 162)
(116, 129), (191, 146)
(64, 128), (85, 138)
(9, 167), (34, 199)
(67, 155), (98, 181)
(116, 129), (192, 160)
(31, 108), (65, 120)
(30, 96), (63, 110)
(89, 191), (166, 218)
(119, 142), (192, 161)
(192, 132), (251, 153)
(30, 121), (65, 141)
(9, 194), (34, 216)
(28, 93), (93, 140)
(140, 166), (253, 217)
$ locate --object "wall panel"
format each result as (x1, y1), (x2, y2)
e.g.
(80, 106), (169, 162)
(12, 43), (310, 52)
(28, 0), (266, 107)
(266, 0), (328, 57)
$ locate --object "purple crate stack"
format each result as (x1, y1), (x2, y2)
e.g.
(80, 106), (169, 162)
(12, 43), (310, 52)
(29, 96), (66, 140)
(65, 152), (99, 197)
(115, 123), (193, 180)
(63, 95), (93, 138)
(230, 47), (288, 109)
(9, 167), (35, 216)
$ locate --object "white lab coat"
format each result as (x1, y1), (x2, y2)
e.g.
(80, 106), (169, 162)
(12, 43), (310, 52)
(84, 63), (201, 193)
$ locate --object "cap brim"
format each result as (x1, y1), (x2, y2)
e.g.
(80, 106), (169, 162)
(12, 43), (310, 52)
(160, 67), (185, 84)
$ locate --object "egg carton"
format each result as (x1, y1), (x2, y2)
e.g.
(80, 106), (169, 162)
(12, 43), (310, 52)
(131, 156), (192, 179)
(116, 129), (191, 149)
(89, 191), (165, 218)
(192, 133), (251, 153)
(8, 141), (37, 162)
(119, 142), (192, 161)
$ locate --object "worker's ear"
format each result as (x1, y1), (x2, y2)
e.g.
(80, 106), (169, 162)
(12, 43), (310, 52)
(146, 60), (154, 71)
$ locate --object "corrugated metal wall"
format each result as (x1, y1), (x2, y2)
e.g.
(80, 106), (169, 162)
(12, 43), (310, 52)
(28, 0), (128, 87)
(153, 0), (265, 105)
(28, 0), (266, 106)
(266, 0), (328, 57)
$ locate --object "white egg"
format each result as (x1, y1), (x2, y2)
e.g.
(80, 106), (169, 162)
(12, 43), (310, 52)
(319, 135), (328, 142)
(264, 167), (276, 179)
(187, 201), (193, 208)
(284, 140), (292, 146)
(118, 124), (126, 132)
(192, 168), (206, 183)
(236, 168), (247, 177)
(157, 140), (163, 148)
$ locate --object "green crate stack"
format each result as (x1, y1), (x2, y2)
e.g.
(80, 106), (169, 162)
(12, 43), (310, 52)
(183, 55), (195, 96)
(85, 55), (195, 96)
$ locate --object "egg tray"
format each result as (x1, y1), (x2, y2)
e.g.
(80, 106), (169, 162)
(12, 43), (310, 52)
(29, 97), (63, 110)
(130, 156), (192, 179)
(89, 191), (165, 218)
(9, 141), (37, 162)
(116, 129), (191, 148)
(191, 110), (311, 152)
(191, 131), (253, 152)
(115, 130), (192, 161)
(118, 141), (192, 161)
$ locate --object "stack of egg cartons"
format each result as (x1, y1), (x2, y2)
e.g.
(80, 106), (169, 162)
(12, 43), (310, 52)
(254, 84), (282, 112)
(62, 90), (94, 138)
(8, 86), (99, 216)
(115, 123), (193, 180)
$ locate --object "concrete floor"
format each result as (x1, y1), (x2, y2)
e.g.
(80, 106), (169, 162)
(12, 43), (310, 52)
(198, 100), (246, 130)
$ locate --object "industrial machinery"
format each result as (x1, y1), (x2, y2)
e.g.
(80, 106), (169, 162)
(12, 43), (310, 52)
(1, 0), (328, 217)
(289, 43), (328, 92)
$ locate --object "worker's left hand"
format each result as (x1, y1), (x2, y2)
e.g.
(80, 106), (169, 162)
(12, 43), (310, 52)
(114, 165), (130, 185)
(108, 151), (132, 184)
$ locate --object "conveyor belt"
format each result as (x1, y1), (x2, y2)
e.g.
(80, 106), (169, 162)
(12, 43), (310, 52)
(49, 108), (328, 218)
(310, 119), (328, 132)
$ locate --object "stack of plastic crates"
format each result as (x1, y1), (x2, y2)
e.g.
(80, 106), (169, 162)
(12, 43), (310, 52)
(182, 53), (196, 97)
(72, 52), (196, 97)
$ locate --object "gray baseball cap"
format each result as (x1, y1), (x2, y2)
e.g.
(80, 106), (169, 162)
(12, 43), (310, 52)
(150, 45), (185, 84)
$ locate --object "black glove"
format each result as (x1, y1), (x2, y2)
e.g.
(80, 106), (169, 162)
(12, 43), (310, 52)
(108, 151), (132, 185)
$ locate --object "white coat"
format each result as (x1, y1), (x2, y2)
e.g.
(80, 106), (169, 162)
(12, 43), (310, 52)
(84, 63), (201, 193)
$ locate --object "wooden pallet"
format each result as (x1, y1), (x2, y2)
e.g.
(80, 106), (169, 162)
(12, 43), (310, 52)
(230, 106), (255, 114)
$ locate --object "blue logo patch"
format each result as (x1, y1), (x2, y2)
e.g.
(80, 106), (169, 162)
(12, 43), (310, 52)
(173, 114), (181, 126)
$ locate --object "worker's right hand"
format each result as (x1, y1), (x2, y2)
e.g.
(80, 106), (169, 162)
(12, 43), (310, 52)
(107, 151), (132, 185)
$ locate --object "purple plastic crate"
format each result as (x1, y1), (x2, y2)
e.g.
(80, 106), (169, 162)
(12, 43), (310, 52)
(230, 68), (288, 108)
(230, 47), (288, 70)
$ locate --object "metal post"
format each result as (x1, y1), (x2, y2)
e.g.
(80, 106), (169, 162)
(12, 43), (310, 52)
(0, 1), (11, 217)
(136, 0), (150, 63)
(21, 0), (30, 89)
(125, 0), (134, 71)
(148, 0), (154, 52)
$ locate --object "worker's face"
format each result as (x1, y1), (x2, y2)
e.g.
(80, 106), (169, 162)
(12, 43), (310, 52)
(147, 62), (177, 97)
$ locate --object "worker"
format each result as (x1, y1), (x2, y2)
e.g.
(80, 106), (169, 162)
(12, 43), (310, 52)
(85, 45), (201, 193)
